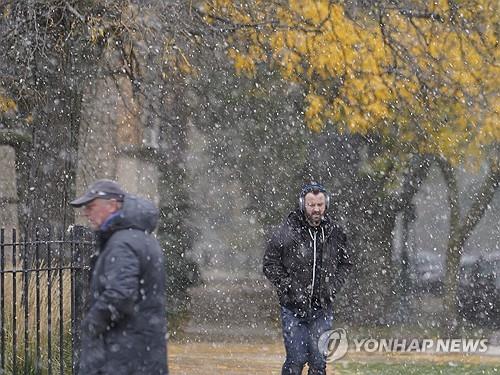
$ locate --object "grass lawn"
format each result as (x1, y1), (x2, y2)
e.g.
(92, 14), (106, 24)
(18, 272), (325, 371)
(169, 342), (500, 374)
(333, 362), (499, 374)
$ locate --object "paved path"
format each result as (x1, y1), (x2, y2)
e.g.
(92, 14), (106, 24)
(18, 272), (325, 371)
(169, 341), (500, 375)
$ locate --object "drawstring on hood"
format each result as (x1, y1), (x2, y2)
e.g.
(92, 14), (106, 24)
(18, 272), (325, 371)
(308, 226), (326, 305)
(308, 229), (317, 303)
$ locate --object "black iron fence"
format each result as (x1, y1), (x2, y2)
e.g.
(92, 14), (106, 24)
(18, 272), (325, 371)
(0, 226), (93, 375)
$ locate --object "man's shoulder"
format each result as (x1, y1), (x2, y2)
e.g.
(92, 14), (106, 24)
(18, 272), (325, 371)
(271, 211), (298, 232)
(326, 220), (348, 244)
(109, 226), (146, 237)
(268, 211), (305, 244)
(106, 228), (154, 247)
(284, 209), (305, 227)
(104, 229), (161, 259)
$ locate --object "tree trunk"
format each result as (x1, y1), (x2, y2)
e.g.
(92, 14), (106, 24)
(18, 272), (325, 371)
(350, 200), (397, 324)
(25, 83), (81, 229)
(438, 158), (461, 331)
(438, 156), (500, 332)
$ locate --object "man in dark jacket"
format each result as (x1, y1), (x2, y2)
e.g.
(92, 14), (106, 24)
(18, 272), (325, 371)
(70, 179), (168, 375)
(263, 183), (352, 375)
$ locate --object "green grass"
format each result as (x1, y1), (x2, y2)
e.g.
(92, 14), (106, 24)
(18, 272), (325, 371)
(333, 362), (500, 375)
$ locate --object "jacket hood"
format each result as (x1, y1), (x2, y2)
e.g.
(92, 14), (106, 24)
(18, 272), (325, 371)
(100, 195), (159, 234)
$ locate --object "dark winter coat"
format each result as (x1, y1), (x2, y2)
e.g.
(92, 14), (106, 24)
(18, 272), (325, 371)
(263, 209), (353, 317)
(79, 195), (168, 375)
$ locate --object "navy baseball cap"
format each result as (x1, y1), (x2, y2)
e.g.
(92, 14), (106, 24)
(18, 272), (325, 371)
(70, 179), (125, 207)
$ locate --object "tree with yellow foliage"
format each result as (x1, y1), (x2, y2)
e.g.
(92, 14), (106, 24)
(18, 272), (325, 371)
(201, 0), (499, 328)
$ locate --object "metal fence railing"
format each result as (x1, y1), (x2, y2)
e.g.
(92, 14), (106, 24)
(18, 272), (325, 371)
(0, 226), (93, 375)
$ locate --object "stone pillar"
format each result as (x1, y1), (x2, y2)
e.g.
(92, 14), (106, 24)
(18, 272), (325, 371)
(0, 145), (19, 229)
(0, 144), (19, 246)
(115, 148), (159, 206)
(74, 69), (160, 226)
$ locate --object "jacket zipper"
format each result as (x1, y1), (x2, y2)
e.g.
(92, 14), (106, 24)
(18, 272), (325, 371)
(308, 227), (326, 310)
(308, 229), (317, 310)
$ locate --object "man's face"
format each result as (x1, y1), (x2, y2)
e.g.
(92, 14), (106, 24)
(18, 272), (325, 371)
(82, 198), (120, 230)
(304, 192), (326, 227)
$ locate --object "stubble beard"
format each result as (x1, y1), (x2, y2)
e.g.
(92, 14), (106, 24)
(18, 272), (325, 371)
(307, 213), (323, 227)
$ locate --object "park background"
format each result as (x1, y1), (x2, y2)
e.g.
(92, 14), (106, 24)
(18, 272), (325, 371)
(0, 0), (499, 373)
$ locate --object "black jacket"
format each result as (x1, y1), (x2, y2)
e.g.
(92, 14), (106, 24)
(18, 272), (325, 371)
(79, 195), (168, 375)
(263, 209), (352, 316)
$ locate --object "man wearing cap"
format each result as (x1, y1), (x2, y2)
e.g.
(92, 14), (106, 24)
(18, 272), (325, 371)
(71, 179), (168, 375)
(263, 183), (353, 375)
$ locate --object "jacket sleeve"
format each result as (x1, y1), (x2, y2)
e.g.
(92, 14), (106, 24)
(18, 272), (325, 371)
(83, 242), (140, 337)
(331, 229), (353, 295)
(263, 227), (292, 296)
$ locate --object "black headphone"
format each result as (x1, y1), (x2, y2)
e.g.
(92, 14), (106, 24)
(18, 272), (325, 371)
(299, 183), (330, 213)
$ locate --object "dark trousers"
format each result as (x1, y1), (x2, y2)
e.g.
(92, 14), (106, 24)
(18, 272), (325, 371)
(280, 306), (334, 375)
